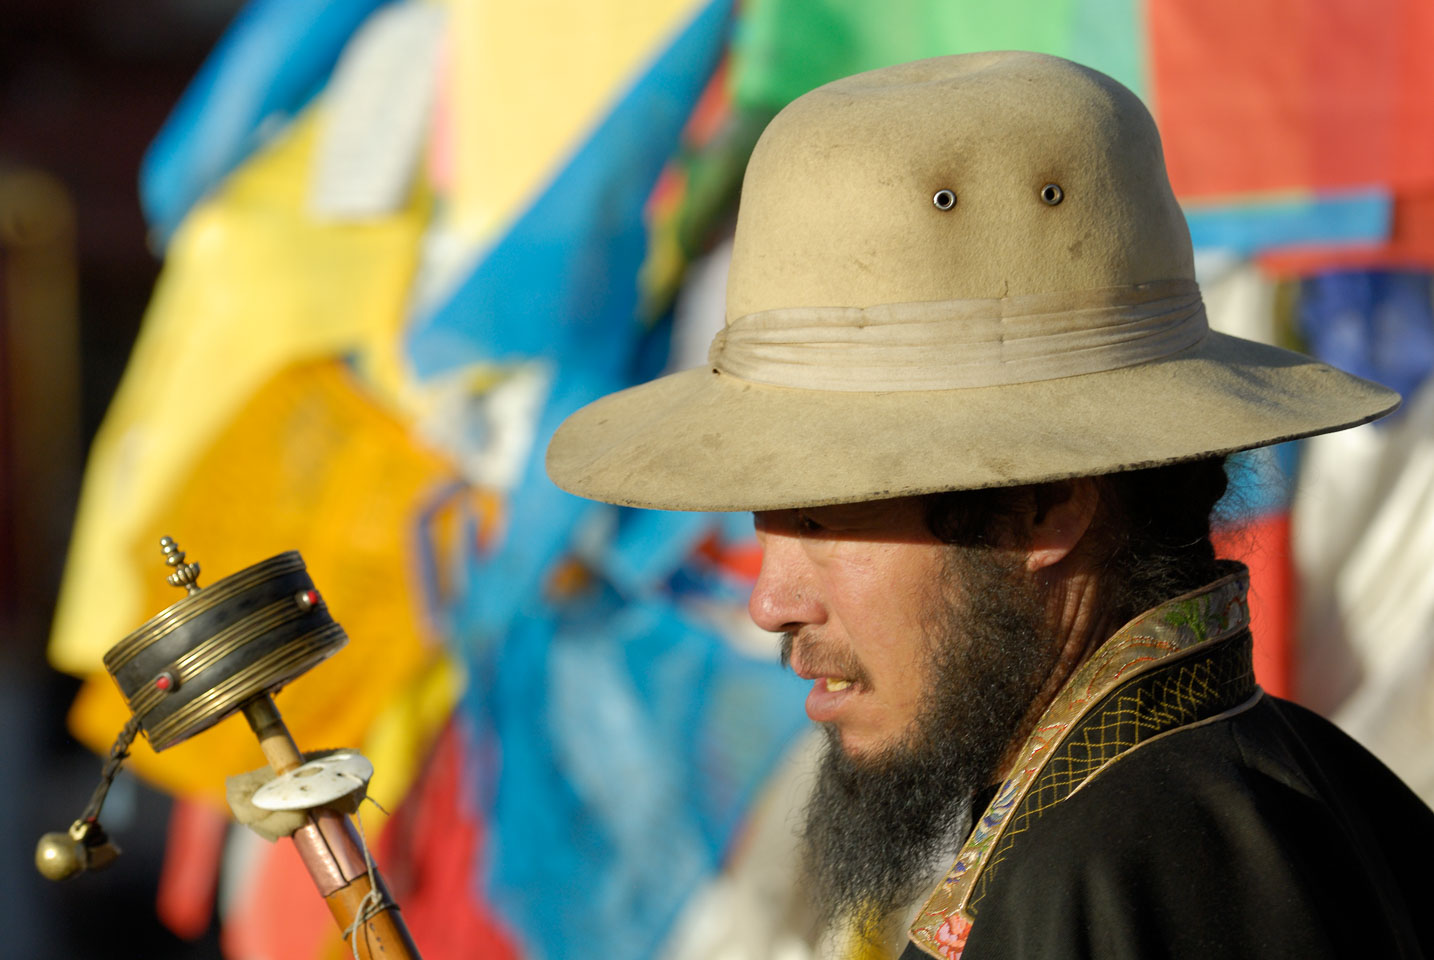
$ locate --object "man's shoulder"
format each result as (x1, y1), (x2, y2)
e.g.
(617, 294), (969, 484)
(956, 694), (1434, 959)
(1014, 693), (1434, 874)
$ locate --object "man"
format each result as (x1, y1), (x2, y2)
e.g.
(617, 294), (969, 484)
(547, 52), (1434, 958)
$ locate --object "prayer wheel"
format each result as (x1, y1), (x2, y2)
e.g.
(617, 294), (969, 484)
(103, 546), (345, 751)
(36, 538), (422, 960)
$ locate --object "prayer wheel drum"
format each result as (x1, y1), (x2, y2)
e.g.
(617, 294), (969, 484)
(102, 550), (347, 751)
(42, 540), (419, 958)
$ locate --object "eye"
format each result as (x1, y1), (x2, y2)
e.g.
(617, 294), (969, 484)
(796, 511), (826, 535)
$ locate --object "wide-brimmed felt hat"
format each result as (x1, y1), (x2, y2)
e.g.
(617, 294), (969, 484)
(546, 51), (1398, 512)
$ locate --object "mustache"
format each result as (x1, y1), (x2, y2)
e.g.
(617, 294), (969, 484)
(780, 631), (872, 689)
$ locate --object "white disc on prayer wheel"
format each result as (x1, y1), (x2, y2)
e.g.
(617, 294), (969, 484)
(252, 751), (374, 811)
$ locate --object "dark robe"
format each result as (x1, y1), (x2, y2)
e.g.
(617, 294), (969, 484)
(901, 568), (1434, 959)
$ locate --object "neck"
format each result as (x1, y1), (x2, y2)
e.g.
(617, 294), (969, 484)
(992, 562), (1113, 782)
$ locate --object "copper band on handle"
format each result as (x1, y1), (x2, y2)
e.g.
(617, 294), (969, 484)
(293, 810), (369, 897)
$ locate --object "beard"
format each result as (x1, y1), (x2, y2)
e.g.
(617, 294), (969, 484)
(792, 547), (1062, 937)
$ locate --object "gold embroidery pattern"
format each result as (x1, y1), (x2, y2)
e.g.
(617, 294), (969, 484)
(908, 570), (1252, 959)
(967, 631), (1255, 912)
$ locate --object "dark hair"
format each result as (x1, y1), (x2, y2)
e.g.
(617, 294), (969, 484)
(923, 457), (1231, 627)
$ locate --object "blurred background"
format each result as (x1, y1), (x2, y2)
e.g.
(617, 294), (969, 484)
(3, 1), (1432, 958)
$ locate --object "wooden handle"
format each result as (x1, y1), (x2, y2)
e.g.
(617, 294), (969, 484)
(325, 871), (421, 959)
(242, 694), (305, 774)
(242, 695), (423, 959)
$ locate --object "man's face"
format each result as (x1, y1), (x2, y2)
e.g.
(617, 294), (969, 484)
(751, 497), (956, 756)
(752, 496), (1064, 928)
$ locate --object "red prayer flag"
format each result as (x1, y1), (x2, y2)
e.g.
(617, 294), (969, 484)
(156, 798), (228, 940)
(1149, 0), (1434, 199)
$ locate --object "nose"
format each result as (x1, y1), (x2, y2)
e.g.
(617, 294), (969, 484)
(748, 520), (825, 634)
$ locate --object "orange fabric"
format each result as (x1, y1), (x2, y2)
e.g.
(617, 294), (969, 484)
(1214, 514), (1294, 698)
(375, 721), (519, 960)
(221, 836), (338, 960)
(684, 55), (731, 149)
(156, 798), (229, 940)
(1150, 0), (1434, 198)
(696, 532), (762, 582)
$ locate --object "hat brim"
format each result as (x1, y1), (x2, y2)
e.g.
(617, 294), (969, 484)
(546, 332), (1398, 512)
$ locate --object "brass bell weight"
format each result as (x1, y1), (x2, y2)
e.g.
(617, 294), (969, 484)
(36, 820), (120, 881)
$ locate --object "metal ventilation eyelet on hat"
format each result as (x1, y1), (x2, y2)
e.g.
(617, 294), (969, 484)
(932, 189), (956, 210)
(1040, 183), (1064, 205)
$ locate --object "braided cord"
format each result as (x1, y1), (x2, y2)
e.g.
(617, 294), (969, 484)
(79, 714), (144, 824)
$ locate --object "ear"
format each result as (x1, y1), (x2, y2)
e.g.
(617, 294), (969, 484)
(1022, 478), (1100, 572)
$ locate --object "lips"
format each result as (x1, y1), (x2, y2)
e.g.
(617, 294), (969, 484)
(783, 634), (868, 722)
(805, 675), (859, 723)
(785, 636), (864, 686)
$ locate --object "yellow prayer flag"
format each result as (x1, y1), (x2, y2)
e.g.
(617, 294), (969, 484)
(449, 0), (705, 242)
(67, 360), (459, 804)
(49, 106), (429, 677)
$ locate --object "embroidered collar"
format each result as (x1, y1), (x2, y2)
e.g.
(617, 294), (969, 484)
(908, 568), (1255, 959)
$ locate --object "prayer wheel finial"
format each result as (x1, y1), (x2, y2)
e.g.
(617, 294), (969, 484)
(159, 535), (201, 594)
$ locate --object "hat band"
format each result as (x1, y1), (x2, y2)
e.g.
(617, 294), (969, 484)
(709, 280), (1208, 391)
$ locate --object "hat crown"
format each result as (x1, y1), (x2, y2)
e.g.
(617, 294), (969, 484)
(545, 52), (1395, 514)
(726, 52), (1194, 323)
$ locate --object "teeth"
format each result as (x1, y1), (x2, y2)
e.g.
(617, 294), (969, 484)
(826, 678), (852, 692)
